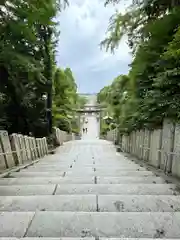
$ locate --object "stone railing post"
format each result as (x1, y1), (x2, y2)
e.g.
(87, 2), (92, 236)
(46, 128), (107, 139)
(43, 137), (48, 154)
(36, 139), (41, 158)
(17, 134), (25, 163)
(0, 140), (7, 170)
(9, 133), (22, 165)
(24, 136), (31, 161)
(0, 131), (15, 168)
(32, 138), (38, 159)
(41, 138), (45, 156)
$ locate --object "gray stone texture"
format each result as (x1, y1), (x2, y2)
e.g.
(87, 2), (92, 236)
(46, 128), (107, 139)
(0, 105), (180, 239)
(26, 212), (180, 238)
(0, 212), (34, 237)
(0, 131), (14, 168)
(0, 185), (56, 196)
(9, 134), (22, 165)
(0, 195), (96, 212)
(160, 119), (175, 171)
(172, 123), (180, 178)
(0, 142), (7, 171)
(149, 129), (162, 168)
(55, 184), (177, 195)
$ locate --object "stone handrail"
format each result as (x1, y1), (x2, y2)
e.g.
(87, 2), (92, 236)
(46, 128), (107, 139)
(54, 127), (79, 145)
(0, 131), (48, 171)
(0, 128), (78, 172)
(106, 119), (180, 179)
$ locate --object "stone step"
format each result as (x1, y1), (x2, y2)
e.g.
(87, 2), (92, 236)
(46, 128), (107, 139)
(94, 167), (147, 171)
(8, 172), (65, 178)
(26, 166), (147, 171)
(0, 185), (56, 196)
(0, 176), (166, 185)
(0, 195), (96, 212)
(0, 177), (95, 185)
(1, 212), (178, 238)
(75, 163), (141, 167)
(24, 167), (70, 172)
(98, 195), (180, 212)
(0, 238), (94, 240)
(55, 184), (178, 195)
(0, 239), (178, 240)
(8, 171), (155, 178)
(0, 195), (180, 212)
(97, 176), (165, 184)
(66, 171), (154, 177)
(0, 184), (176, 196)
(0, 212), (34, 237)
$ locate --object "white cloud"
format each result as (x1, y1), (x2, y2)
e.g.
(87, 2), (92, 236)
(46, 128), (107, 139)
(56, 0), (132, 93)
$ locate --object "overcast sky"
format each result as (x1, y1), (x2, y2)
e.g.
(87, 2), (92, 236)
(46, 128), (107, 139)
(56, 0), (132, 93)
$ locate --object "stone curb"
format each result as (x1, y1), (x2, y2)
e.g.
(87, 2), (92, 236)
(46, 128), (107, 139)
(119, 151), (180, 189)
(0, 159), (40, 178)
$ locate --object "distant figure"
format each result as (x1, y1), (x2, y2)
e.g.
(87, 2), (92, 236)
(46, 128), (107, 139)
(85, 128), (87, 133)
(83, 128), (85, 134)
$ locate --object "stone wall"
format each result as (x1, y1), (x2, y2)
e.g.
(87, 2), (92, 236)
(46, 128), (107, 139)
(107, 119), (180, 179)
(106, 128), (118, 143)
(53, 127), (75, 145)
(0, 131), (48, 172)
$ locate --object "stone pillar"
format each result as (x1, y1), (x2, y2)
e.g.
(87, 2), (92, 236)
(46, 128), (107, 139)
(62, 131), (65, 142)
(43, 137), (48, 154)
(59, 130), (63, 145)
(32, 138), (38, 159)
(37, 138), (43, 158)
(23, 136), (31, 161)
(161, 119), (175, 172)
(133, 131), (136, 155)
(36, 139), (41, 158)
(21, 135), (28, 161)
(143, 129), (151, 161)
(149, 129), (162, 168)
(0, 141), (7, 170)
(58, 129), (61, 144)
(42, 138), (45, 155)
(72, 133), (75, 141)
(17, 134), (25, 162)
(31, 137), (36, 160)
(29, 137), (35, 160)
(39, 139), (43, 157)
(9, 133), (22, 165)
(41, 138), (46, 157)
(40, 138), (45, 156)
(54, 127), (62, 146)
(0, 131), (15, 168)
(172, 123), (180, 178)
(139, 130), (144, 159)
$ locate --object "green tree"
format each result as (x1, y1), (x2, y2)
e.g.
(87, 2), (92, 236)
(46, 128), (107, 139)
(52, 67), (81, 133)
(0, 0), (68, 136)
(102, 0), (180, 52)
(99, 1), (180, 134)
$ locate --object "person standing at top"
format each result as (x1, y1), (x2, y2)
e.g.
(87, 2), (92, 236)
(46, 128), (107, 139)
(85, 128), (87, 133)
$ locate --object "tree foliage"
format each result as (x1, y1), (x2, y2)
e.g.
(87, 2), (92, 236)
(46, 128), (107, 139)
(0, 0), (80, 137)
(53, 67), (81, 133)
(102, 0), (180, 52)
(99, 1), (180, 134)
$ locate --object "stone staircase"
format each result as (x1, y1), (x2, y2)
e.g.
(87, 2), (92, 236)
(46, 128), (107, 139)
(0, 139), (180, 239)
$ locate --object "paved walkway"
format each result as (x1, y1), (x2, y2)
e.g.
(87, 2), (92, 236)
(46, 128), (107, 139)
(0, 103), (180, 238)
(0, 137), (180, 238)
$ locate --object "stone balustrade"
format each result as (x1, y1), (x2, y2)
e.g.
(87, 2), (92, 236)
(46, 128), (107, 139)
(54, 127), (78, 145)
(106, 119), (180, 179)
(0, 131), (48, 172)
